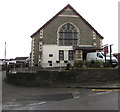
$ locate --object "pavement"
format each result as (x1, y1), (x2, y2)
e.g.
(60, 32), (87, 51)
(48, 81), (120, 89)
(67, 83), (120, 89)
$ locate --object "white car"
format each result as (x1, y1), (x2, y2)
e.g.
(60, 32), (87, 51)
(86, 52), (118, 67)
(86, 52), (105, 62)
(0, 60), (6, 66)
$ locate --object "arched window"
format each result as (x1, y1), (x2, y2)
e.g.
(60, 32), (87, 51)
(58, 22), (79, 46)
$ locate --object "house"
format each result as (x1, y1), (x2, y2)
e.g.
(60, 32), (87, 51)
(4, 57), (29, 65)
(14, 57), (29, 63)
(30, 4), (104, 68)
(14, 57), (29, 67)
(0, 59), (15, 65)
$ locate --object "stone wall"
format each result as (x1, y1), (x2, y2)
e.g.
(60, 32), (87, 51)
(6, 68), (118, 87)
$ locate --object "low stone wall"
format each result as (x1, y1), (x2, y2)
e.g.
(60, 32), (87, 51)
(6, 68), (118, 87)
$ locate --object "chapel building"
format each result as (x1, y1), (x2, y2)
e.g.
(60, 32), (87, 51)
(30, 4), (103, 68)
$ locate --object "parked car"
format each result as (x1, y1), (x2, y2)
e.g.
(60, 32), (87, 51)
(0, 60), (6, 66)
(86, 52), (118, 67)
(86, 52), (103, 61)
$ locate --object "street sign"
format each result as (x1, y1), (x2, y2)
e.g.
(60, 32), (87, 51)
(103, 46), (108, 54)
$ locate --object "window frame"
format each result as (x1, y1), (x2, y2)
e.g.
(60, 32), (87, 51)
(68, 50), (74, 60)
(58, 23), (79, 46)
(59, 50), (64, 61)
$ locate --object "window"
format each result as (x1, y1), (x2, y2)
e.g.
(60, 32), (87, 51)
(49, 54), (53, 57)
(59, 50), (64, 60)
(58, 23), (78, 46)
(93, 31), (96, 39)
(97, 53), (103, 58)
(68, 50), (74, 60)
(76, 50), (82, 59)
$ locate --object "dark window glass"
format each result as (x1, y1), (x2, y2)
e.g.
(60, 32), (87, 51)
(68, 50), (74, 60)
(49, 54), (53, 57)
(59, 23), (78, 46)
(59, 50), (64, 60)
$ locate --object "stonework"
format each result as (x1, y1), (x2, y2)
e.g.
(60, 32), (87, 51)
(30, 4), (103, 68)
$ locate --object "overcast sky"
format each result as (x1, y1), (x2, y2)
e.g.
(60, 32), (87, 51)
(0, 0), (119, 59)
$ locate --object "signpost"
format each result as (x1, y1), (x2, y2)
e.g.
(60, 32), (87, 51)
(103, 44), (113, 63)
(103, 45), (108, 62)
(109, 44), (113, 63)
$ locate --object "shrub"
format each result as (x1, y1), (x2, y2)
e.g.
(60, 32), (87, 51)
(74, 60), (84, 68)
(103, 61), (111, 68)
(66, 62), (71, 70)
(95, 61), (102, 68)
(85, 61), (91, 67)
(85, 60), (102, 68)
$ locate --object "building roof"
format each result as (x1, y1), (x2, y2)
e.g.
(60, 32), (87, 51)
(31, 4), (104, 39)
(0, 59), (12, 61)
(15, 57), (29, 60)
(73, 46), (103, 50)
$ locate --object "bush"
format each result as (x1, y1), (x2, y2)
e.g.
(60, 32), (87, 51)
(66, 62), (71, 70)
(103, 61), (111, 68)
(85, 60), (102, 68)
(74, 60), (84, 68)
(95, 61), (102, 68)
(85, 61), (91, 67)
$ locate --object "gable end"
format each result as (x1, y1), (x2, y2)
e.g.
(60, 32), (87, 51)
(31, 4), (104, 39)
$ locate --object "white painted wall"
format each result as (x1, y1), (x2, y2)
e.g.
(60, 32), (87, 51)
(42, 45), (73, 68)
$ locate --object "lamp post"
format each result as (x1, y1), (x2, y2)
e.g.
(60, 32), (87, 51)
(4, 42), (6, 60)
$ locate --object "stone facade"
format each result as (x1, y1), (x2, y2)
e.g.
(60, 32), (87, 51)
(30, 4), (103, 68)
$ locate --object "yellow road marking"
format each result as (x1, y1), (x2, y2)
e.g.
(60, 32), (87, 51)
(91, 89), (120, 91)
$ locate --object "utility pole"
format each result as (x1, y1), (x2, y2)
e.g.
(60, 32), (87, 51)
(4, 42), (6, 60)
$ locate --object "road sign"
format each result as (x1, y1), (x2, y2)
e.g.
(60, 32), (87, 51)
(103, 46), (108, 54)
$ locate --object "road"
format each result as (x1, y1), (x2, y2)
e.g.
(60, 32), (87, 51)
(1, 71), (119, 111)
(28, 90), (118, 110)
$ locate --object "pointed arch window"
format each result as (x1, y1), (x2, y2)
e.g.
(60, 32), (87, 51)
(58, 23), (79, 46)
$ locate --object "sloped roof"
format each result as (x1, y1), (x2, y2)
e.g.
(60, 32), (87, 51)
(31, 4), (104, 39)
(15, 57), (29, 60)
(73, 46), (103, 50)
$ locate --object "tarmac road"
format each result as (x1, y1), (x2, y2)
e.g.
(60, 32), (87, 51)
(28, 90), (119, 110)
(1, 71), (119, 111)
